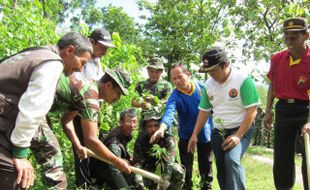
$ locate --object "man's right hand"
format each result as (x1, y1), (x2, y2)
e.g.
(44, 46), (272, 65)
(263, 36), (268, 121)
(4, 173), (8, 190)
(75, 145), (88, 160)
(263, 111), (273, 130)
(187, 135), (198, 154)
(12, 158), (34, 189)
(113, 157), (131, 174)
(150, 127), (165, 144)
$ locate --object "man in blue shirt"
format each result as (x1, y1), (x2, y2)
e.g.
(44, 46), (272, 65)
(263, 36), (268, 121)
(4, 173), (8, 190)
(151, 63), (213, 190)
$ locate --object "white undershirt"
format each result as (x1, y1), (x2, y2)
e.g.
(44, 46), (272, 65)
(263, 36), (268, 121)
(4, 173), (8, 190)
(82, 58), (103, 81)
(11, 61), (63, 148)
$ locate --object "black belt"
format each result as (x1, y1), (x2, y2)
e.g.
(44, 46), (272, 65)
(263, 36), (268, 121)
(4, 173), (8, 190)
(278, 99), (309, 104)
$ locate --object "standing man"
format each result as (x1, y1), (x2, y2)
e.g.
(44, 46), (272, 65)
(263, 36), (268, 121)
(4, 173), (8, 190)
(188, 47), (260, 190)
(82, 28), (115, 81)
(134, 109), (185, 190)
(132, 57), (172, 110)
(89, 109), (139, 189)
(0, 32), (93, 189)
(263, 17), (310, 190)
(151, 63), (213, 190)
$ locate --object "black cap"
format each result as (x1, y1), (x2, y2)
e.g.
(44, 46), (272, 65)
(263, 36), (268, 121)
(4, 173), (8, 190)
(89, 28), (115, 48)
(283, 17), (309, 32)
(199, 47), (227, 73)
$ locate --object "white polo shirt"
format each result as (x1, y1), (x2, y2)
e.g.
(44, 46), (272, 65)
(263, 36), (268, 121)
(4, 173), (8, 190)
(199, 68), (260, 129)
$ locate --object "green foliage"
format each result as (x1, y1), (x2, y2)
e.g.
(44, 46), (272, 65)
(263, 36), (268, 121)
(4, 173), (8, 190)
(150, 144), (167, 174)
(257, 85), (267, 108)
(97, 32), (145, 132)
(228, 0), (310, 62)
(0, 1), (58, 57)
(138, 0), (228, 76)
(215, 117), (226, 141)
(100, 5), (140, 44)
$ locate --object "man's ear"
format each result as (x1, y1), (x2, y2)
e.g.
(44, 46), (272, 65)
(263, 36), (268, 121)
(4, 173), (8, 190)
(64, 45), (75, 56)
(305, 32), (309, 40)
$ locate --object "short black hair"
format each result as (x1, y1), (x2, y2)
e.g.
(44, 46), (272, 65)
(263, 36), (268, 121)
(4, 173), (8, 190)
(170, 63), (188, 73)
(120, 109), (137, 122)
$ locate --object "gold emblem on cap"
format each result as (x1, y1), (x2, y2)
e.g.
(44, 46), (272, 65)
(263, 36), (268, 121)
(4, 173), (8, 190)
(288, 21), (294, 26)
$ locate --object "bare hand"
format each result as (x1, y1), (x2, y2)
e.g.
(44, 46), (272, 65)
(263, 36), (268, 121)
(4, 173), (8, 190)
(113, 157), (131, 174)
(301, 122), (310, 136)
(150, 128), (165, 144)
(76, 145), (88, 160)
(263, 111), (273, 130)
(187, 135), (198, 154)
(221, 135), (241, 151)
(13, 158), (35, 189)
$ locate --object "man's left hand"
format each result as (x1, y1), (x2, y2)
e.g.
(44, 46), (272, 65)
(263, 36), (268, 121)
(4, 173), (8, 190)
(221, 135), (241, 151)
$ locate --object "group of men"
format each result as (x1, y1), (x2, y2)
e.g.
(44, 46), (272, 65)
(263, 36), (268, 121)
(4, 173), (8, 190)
(0, 16), (310, 190)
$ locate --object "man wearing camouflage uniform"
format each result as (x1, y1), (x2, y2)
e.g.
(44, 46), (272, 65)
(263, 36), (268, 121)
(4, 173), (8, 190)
(132, 57), (172, 110)
(89, 109), (140, 189)
(134, 110), (185, 190)
(31, 67), (131, 189)
(54, 67), (132, 189)
(252, 107), (265, 145)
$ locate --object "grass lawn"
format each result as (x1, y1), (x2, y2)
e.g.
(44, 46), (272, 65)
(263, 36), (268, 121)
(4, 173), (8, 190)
(190, 145), (304, 190)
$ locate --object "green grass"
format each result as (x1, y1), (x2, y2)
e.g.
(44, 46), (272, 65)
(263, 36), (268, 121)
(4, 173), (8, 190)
(247, 145), (302, 166)
(190, 145), (304, 190)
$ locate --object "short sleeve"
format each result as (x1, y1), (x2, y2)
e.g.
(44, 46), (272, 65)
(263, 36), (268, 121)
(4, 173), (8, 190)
(199, 88), (212, 111)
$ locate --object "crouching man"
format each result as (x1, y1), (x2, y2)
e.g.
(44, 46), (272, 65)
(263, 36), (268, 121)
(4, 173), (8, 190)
(89, 109), (141, 189)
(134, 110), (185, 190)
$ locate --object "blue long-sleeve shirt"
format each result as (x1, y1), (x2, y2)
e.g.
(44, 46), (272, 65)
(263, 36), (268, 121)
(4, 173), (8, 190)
(161, 81), (212, 143)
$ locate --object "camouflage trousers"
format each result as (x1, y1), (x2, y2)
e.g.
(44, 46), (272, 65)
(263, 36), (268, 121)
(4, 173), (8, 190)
(30, 120), (67, 189)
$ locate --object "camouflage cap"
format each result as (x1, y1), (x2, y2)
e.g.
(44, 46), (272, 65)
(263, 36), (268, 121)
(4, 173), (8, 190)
(147, 57), (164, 71)
(105, 67), (132, 95)
(141, 109), (162, 128)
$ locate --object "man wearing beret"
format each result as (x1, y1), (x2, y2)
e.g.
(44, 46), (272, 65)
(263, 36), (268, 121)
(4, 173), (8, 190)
(188, 47), (260, 190)
(264, 17), (310, 190)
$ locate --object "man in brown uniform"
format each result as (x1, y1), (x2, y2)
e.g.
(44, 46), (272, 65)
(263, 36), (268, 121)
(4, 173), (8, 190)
(0, 32), (92, 189)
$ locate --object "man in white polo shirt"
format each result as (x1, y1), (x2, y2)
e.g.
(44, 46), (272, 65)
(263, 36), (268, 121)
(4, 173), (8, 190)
(188, 47), (260, 190)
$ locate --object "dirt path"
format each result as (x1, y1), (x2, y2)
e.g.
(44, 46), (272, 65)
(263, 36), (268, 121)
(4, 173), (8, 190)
(251, 155), (303, 187)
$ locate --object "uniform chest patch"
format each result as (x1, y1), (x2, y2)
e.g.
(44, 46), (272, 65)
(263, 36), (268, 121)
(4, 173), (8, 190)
(229, 88), (238, 98)
(298, 76), (307, 87)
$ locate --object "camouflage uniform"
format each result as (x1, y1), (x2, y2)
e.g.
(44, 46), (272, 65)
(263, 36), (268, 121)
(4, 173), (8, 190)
(31, 72), (100, 189)
(135, 57), (172, 105)
(135, 79), (172, 101)
(252, 108), (265, 146)
(30, 120), (67, 189)
(134, 110), (185, 190)
(89, 127), (140, 189)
